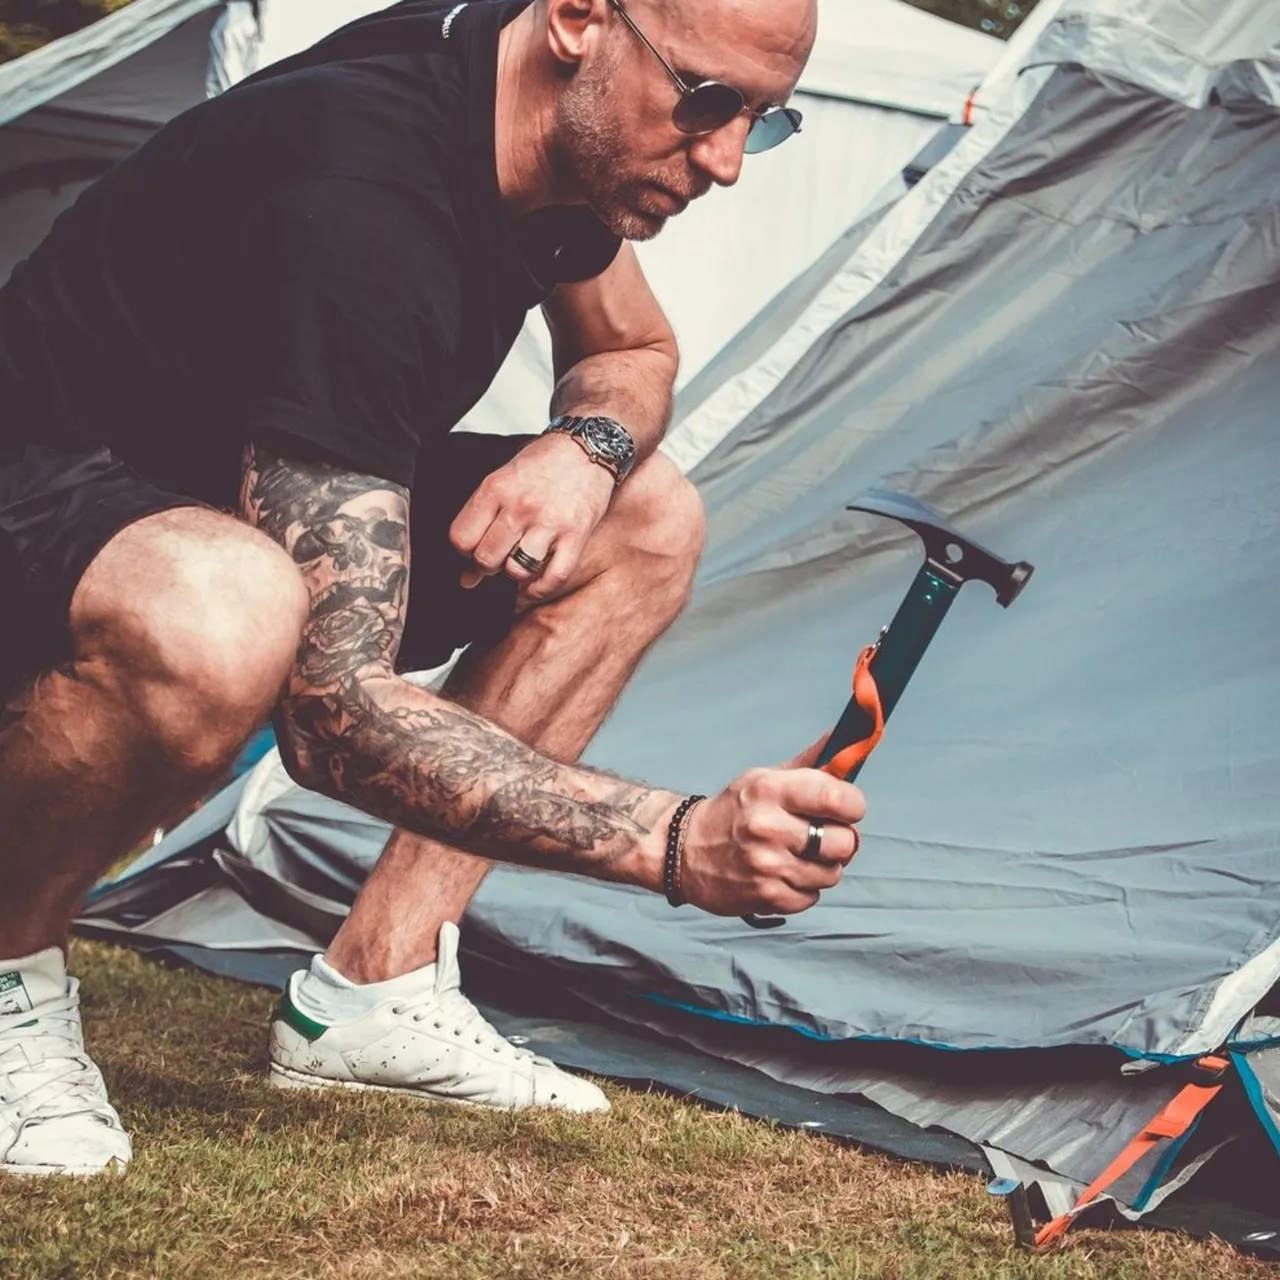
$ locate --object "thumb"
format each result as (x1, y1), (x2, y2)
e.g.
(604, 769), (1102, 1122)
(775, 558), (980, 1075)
(781, 730), (833, 771)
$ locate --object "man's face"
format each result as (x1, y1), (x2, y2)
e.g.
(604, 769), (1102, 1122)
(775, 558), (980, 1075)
(550, 0), (816, 241)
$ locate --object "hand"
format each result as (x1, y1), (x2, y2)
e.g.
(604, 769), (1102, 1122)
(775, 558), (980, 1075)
(678, 736), (866, 918)
(449, 433), (616, 601)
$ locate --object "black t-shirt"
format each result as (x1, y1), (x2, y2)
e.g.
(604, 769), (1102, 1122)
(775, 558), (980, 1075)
(0, 0), (620, 501)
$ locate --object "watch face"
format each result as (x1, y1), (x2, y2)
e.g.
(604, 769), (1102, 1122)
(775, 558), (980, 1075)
(582, 417), (635, 466)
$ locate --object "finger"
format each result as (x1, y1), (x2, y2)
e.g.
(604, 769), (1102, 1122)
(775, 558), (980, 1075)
(470, 511), (526, 580)
(449, 486), (500, 558)
(789, 819), (861, 870)
(755, 886), (822, 916)
(783, 860), (845, 895)
(774, 826), (850, 891)
(504, 528), (554, 584)
(523, 532), (585, 602)
(774, 770), (867, 827)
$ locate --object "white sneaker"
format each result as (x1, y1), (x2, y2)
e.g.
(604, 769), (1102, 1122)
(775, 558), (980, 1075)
(269, 923), (609, 1114)
(0, 949), (131, 1177)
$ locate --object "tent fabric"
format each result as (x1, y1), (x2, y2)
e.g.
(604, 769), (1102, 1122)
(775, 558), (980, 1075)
(793, 0), (999, 117)
(978, 0), (1280, 110)
(77, 783), (1240, 1212)
(667, 0), (1280, 469)
(659, 56), (1052, 473)
(541, 51), (1280, 1062)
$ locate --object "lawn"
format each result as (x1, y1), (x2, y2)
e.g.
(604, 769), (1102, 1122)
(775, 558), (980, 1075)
(0, 941), (1269, 1278)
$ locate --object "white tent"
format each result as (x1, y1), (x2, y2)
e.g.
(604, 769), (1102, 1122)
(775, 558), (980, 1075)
(0, 0), (1001, 427)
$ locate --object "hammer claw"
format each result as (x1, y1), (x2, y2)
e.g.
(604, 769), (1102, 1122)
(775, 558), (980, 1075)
(849, 489), (1034, 606)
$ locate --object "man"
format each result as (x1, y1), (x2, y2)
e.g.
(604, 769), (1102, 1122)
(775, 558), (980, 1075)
(0, 0), (865, 1177)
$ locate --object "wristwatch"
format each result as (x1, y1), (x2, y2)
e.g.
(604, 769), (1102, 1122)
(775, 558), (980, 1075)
(545, 415), (637, 484)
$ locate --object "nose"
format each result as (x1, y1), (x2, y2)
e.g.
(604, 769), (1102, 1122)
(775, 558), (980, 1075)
(687, 114), (751, 188)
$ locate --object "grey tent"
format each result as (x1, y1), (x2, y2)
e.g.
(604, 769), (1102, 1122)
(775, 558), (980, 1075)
(74, 0), (1280, 1254)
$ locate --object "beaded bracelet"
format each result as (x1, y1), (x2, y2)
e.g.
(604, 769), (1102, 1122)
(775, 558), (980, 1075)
(663, 794), (706, 908)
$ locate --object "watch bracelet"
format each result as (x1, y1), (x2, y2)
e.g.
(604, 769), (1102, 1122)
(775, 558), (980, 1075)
(544, 415), (633, 483)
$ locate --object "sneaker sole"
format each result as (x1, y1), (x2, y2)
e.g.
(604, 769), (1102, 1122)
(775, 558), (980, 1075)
(1, 1157), (128, 1178)
(269, 1062), (511, 1109)
(268, 1063), (607, 1113)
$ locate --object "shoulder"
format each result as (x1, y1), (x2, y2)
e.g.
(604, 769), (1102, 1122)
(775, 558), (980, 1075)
(192, 21), (472, 221)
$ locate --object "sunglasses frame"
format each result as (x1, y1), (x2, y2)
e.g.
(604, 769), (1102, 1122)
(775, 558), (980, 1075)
(607, 0), (802, 153)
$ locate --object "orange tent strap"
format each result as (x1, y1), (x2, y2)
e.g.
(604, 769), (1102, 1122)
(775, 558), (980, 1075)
(1033, 1056), (1229, 1248)
(821, 645), (885, 780)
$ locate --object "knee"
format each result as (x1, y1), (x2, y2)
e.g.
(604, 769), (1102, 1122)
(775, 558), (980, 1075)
(70, 509), (308, 775)
(611, 453), (706, 604)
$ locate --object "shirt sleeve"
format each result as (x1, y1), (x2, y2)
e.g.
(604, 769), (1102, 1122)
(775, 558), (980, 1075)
(226, 175), (464, 489)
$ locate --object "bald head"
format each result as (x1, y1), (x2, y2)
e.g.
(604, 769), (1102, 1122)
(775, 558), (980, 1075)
(529, 0), (816, 240)
(645, 0), (817, 104)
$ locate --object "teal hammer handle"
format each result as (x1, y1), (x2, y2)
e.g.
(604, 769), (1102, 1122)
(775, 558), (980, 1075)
(742, 565), (961, 928)
(815, 566), (962, 780)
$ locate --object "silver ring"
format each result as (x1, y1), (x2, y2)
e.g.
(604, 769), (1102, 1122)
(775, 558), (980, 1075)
(801, 821), (825, 862)
(509, 545), (546, 575)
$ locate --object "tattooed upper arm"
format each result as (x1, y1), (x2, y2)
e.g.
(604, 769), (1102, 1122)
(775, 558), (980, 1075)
(238, 440), (421, 791)
(239, 442), (410, 694)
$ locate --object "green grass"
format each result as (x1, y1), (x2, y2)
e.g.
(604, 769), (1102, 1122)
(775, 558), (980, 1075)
(0, 941), (1268, 1278)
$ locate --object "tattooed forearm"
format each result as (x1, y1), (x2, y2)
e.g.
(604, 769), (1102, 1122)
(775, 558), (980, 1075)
(240, 443), (674, 886)
(281, 677), (671, 875)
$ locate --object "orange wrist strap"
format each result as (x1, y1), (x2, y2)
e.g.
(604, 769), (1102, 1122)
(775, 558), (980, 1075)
(821, 645), (885, 780)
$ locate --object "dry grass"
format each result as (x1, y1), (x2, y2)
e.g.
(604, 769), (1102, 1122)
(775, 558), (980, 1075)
(0, 941), (1267, 1279)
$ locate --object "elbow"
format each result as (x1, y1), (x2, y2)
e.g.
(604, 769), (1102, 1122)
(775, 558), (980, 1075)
(273, 700), (344, 798)
(650, 323), (680, 384)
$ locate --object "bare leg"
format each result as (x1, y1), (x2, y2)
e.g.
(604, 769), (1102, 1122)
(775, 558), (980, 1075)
(324, 454), (705, 981)
(0, 510), (307, 957)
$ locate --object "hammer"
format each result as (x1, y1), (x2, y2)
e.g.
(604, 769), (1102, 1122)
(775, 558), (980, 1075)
(744, 488), (1034, 929)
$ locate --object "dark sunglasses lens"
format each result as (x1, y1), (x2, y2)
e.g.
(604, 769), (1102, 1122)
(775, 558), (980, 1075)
(673, 81), (746, 134)
(745, 107), (803, 154)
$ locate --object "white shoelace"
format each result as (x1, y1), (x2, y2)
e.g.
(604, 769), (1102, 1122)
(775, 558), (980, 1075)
(391, 986), (541, 1063)
(0, 989), (116, 1127)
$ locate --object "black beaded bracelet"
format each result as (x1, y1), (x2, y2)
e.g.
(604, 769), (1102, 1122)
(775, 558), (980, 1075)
(664, 794), (706, 908)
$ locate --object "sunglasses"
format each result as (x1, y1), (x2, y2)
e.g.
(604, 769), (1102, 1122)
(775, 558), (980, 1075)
(608, 0), (803, 154)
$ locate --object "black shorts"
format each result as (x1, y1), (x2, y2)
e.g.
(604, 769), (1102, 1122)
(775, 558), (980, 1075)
(0, 432), (532, 700)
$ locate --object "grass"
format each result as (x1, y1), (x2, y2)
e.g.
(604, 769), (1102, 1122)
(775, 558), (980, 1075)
(0, 942), (1269, 1279)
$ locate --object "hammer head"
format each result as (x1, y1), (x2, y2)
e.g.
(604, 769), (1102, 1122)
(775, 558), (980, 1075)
(849, 489), (1033, 607)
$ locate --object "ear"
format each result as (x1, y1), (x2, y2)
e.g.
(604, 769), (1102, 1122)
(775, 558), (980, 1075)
(544, 0), (610, 70)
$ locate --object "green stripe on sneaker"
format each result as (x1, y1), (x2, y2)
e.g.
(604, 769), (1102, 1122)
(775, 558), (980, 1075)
(274, 993), (329, 1043)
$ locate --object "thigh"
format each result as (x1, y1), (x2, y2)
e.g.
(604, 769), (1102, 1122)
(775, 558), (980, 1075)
(0, 442), (203, 698)
(398, 431), (536, 674)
